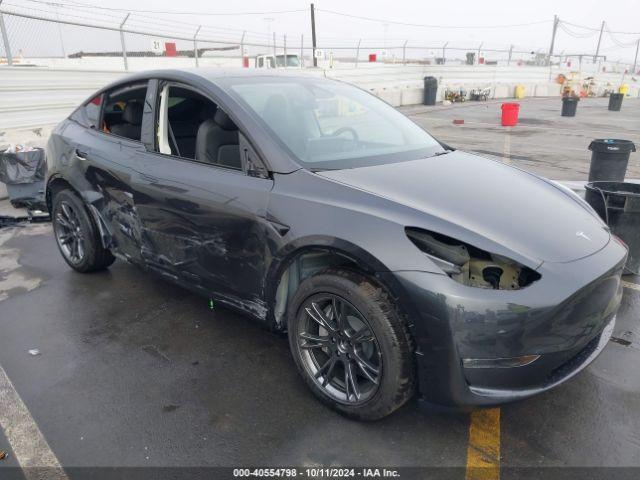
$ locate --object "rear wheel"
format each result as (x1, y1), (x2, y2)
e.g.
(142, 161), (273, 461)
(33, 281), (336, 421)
(52, 189), (115, 273)
(288, 268), (415, 420)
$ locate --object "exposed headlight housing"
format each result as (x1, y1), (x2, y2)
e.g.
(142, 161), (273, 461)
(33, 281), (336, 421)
(406, 227), (541, 290)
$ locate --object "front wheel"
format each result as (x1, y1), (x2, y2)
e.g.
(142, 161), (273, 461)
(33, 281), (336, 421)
(288, 268), (416, 420)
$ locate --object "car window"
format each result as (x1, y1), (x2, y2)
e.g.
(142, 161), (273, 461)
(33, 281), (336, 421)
(276, 55), (300, 67)
(70, 94), (103, 129)
(227, 78), (443, 170)
(100, 82), (149, 142)
(155, 84), (243, 171)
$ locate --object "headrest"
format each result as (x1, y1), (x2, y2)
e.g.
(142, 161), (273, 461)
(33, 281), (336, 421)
(200, 103), (217, 121)
(214, 109), (237, 131)
(123, 102), (143, 125)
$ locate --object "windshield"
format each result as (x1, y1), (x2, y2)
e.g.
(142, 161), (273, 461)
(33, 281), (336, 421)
(226, 77), (444, 170)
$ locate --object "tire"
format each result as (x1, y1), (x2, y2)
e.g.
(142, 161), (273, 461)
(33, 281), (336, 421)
(52, 189), (115, 273)
(288, 268), (416, 420)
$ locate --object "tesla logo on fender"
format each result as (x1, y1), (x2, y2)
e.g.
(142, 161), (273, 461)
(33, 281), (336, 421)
(576, 231), (591, 241)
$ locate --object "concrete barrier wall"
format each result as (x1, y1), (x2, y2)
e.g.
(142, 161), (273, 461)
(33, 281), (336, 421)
(0, 68), (125, 131)
(325, 64), (638, 106)
(0, 64), (638, 132)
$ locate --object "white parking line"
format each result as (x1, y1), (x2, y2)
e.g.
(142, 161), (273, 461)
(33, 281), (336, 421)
(0, 364), (69, 480)
(502, 131), (511, 165)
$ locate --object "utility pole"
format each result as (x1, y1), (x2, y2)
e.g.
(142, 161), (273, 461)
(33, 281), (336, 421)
(507, 44), (514, 66)
(283, 34), (287, 68)
(54, 2), (66, 58)
(594, 20), (605, 63)
(548, 15), (559, 66)
(310, 3), (317, 67)
(193, 26), (201, 67)
(634, 38), (639, 73)
(355, 38), (361, 68)
(119, 13), (130, 71)
(300, 34), (304, 67)
(273, 31), (276, 57)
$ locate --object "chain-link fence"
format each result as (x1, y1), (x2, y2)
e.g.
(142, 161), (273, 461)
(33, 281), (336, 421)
(0, 7), (638, 73)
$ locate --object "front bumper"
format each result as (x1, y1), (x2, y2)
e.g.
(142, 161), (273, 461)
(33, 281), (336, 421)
(380, 237), (626, 408)
(465, 315), (615, 403)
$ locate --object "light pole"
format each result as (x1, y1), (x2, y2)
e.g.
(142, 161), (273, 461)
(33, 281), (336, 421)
(263, 17), (274, 53)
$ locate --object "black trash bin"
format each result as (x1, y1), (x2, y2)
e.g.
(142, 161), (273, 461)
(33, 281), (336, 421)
(587, 139), (636, 182)
(608, 93), (624, 111)
(423, 76), (438, 106)
(585, 181), (640, 274)
(561, 96), (579, 116)
(0, 147), (46, 208)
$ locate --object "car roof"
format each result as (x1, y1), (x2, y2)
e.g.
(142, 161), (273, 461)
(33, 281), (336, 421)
(120, 67), (324, 85)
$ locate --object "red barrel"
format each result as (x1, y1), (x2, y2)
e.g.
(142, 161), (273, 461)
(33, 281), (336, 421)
(501, 102), (520, 126)
(368, 53), (377, 62)
(242, 56), (249, 68)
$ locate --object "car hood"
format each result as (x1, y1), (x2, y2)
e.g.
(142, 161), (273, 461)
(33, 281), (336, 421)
(317, 151), (609, 264)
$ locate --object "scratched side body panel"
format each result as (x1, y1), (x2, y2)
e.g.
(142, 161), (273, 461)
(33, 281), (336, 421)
(132, 152), (275, 319)
(47, 121), (146, 263)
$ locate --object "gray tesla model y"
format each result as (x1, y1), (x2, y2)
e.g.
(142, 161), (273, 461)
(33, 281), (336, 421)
(45, 69), (626, 420)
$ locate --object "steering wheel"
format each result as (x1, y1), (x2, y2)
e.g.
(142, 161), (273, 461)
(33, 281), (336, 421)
(332, 126), (360, 142)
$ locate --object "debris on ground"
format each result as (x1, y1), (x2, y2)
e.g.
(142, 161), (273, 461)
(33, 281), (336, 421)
(28, 349), (41, 356)
(0, 450), (7, 460)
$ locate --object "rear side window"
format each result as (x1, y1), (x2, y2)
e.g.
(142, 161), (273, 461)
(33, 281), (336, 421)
(100, 82), (148, 142)
(70, 94), (103, 129)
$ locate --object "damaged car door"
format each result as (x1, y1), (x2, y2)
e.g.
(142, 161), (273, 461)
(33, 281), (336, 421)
(131, 81), (274, 318)
(65, 81), (150, 263)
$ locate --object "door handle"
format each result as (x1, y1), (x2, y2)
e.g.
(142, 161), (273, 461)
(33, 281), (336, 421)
(75, 149), (88, 160)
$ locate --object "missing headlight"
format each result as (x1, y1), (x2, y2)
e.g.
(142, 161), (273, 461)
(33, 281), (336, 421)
(405, 228), (541, 290)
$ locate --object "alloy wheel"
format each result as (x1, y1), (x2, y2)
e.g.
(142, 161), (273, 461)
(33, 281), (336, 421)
(54, 200), (85, 264)
(297, 294), (382, 405)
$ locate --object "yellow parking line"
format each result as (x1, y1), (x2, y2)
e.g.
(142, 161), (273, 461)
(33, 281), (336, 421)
(465, 408), (501, 480)
(622, 280), (640, 292)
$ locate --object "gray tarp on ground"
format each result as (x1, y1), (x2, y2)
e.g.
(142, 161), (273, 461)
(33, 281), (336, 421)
(0, 148), (46, 209)
(0, 148), (45, 185)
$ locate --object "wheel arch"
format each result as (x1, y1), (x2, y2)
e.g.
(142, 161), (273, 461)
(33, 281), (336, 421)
(45, 175), (76, 212)
(265, 236), (411, 331)
(46, 174), (113, 249)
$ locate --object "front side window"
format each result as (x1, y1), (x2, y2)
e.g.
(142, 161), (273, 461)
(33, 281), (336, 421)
(226, 78), (443, 170)
(155, 84), (242, 170)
